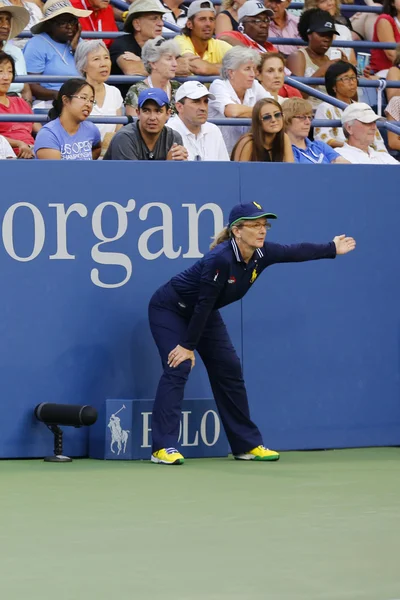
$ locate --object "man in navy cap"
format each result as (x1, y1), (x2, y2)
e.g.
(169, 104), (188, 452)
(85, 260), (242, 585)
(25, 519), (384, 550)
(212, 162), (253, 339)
(103, 88), (187, 160)
(148, 202), (356, 465)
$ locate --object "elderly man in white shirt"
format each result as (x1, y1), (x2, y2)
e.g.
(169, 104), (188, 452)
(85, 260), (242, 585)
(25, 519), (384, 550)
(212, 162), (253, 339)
(336, 103), (399, 165)
(168, 81), (230, 161)
(208, 46), (272, 154)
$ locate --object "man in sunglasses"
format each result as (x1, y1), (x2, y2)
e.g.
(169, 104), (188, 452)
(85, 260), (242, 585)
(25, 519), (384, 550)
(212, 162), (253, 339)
(218, 0), (278, 54)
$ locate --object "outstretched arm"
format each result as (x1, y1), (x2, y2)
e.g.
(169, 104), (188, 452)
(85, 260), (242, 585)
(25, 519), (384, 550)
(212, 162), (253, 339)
(263, 235), (355, 265)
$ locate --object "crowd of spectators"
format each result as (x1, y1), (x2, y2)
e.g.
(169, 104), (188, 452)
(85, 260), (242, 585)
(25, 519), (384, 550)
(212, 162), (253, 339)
(0, 0), (399, 164)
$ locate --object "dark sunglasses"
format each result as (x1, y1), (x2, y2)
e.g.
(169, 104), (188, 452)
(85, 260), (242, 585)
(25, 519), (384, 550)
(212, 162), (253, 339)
(261, 111), (283, 122)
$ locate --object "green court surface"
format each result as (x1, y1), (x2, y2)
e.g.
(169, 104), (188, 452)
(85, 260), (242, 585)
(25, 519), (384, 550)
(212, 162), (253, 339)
(0, 449), (399, 600)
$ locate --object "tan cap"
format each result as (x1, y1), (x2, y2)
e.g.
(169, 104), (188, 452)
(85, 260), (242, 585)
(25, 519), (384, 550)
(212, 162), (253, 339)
(0, 1), (30, 39)
(30, 0), (92, 35)
(341, 102), (383, 125)
(124, 0), (171, 33)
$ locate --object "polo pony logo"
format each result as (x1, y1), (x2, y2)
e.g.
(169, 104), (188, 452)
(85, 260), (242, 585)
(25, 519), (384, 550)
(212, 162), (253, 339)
(108, 405), (130, 455)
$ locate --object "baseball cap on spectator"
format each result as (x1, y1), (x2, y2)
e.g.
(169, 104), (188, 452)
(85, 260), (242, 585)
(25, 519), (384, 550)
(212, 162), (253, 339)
(238, 1), (274, 21)
(341, 102), (384, 125)
(306, 11), (338, 35)
(138, 88), (170, 108)
(124, 0), (170, 33)
(0, 0), (29, 38)
(175, 81), (216, 102)
(30, 0), (92, 34)
(229, 202), (277, 228)
(187, 0), (216, 19)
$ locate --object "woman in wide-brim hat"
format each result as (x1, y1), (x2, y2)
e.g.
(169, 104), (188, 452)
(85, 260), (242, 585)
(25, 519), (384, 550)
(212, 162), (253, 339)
(1, 0), (43, 49)
(0, 0), (32, 100)
(24, 0), (92, 108)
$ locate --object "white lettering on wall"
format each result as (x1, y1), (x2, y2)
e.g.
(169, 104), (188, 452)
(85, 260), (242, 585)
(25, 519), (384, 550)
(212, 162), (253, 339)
(200, 410), (220, 446)
(91, 199), (136, 289)
(182, 203), (224, 259)
(2, 202), (45, 262)
(138, 203), (181, 260)
(49, 203), (88, 260)
(179, 411), (199, 447)
(141, 412), (152, 448)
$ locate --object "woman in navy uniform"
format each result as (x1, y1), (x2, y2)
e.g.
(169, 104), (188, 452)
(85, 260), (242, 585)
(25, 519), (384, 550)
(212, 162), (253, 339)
(148, 202), (356, 465)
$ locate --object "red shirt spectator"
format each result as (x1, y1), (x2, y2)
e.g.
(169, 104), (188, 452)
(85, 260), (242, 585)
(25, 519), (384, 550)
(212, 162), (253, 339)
(0, 96), (35, 153)
(371, 14), (400, 73)
(221, 30), (278, 53)
(70, 0), (118, 48)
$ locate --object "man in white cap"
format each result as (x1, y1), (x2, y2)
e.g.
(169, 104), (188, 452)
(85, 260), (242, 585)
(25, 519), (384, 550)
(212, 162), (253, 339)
(219, 1), (278, 54)
(174, 0), (232, 75)
(168, 81), (229, 160)
(336, 103), (399, 164)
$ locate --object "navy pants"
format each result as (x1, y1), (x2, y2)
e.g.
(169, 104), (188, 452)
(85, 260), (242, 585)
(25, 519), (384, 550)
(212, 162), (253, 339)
(148, 282), (263, 454)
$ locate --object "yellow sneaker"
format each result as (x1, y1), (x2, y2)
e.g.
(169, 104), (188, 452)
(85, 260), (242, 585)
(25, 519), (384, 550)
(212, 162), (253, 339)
(151, 447), (184, 465)
(234, 445), (280, 461)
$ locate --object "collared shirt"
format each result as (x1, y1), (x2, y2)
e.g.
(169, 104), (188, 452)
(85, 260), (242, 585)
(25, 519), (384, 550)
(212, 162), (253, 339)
(162, 2), (188, 32)
(170, 238), (336, 349)
(167, 115), (229, 161)
(292, 138), (339, 164)
(268, 12), (300, 56)
(220, 31), (278, 54)
(336, 142), (399, 164)
(103, 121), (183, 160)
(208, 78), (272, 154)
(174, 35), (231, 63)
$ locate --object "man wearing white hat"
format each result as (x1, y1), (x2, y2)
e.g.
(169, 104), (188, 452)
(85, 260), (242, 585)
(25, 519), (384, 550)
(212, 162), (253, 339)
(219, 1), (278, 54)
(336, 103), (399, 165)
(174, 0), (231, 75)
(109, 0), (171, 96)
(168, 81), (229, 160)
(0, 1), (31, 100)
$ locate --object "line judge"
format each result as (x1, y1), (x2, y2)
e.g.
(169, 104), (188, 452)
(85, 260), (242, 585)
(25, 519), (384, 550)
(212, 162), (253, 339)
(148, 202), (356, 465)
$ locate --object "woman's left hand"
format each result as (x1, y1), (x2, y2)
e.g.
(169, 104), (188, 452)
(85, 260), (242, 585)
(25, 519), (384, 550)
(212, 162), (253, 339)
(333, 234), (356, 255)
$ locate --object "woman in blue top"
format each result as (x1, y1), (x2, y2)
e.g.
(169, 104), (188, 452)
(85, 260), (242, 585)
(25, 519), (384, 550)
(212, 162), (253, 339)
(23, 0), (91, 108)
(34, 78), (101, 159)
(283, 97), (350, 164)
(149, 202), (356, 465)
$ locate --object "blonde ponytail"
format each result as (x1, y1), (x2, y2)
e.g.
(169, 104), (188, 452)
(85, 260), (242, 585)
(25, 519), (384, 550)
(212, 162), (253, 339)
(210, 226), (231, 250)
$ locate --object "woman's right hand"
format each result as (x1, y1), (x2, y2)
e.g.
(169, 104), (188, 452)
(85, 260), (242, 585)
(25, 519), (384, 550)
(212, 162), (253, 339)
(17, 143), (34, 159)
(168, 345), (195, 369)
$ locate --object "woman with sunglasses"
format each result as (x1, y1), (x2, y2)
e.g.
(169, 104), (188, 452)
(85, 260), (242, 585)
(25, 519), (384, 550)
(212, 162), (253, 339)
(148, 200), (356, 465)
(314, 61), (389, 151)
(231, 98), (294, 161)
(283, 97), (349, 163)
(34, 77), (101, 159)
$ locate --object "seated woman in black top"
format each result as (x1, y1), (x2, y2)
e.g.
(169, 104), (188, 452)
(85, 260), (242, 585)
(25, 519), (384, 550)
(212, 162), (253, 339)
(231, 98), (294, 162)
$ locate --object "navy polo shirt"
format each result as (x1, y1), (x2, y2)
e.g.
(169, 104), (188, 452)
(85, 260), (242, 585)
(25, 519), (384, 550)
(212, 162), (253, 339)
(171, 238), (336, 350)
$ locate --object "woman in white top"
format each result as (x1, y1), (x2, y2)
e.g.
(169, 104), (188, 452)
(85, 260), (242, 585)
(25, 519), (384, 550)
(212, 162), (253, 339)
(314, 60), (389, 151)
(208, 46), (272, 154)
(75, 39), (123, 153)
(304, 0), (357, 64)
(2, 0), (42, 48)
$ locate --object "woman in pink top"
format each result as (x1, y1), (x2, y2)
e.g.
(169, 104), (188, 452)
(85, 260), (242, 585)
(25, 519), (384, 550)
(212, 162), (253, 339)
(0, 51), (40, 158)
(371, 0), (400, 74)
